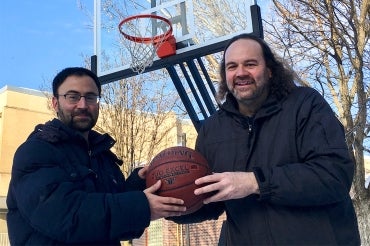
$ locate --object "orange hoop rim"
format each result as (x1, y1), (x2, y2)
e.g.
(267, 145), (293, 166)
(118, 14), (173, 44)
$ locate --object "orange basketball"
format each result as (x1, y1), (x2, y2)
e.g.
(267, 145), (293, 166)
(146, 146), (211, 215)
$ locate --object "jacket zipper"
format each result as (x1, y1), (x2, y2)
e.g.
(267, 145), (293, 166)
(248, 117), (253, 134)
(247, 117), (254, 149)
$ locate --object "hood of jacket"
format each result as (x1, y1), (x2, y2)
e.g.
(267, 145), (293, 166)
(29, 118), (120, 162)
(219, 92), (283, 125)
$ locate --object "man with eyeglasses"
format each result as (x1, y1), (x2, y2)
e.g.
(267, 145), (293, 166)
(6, 67), (186, 245)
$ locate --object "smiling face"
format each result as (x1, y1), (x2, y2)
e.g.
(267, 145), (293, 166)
(224, 38), (272, 116)
(52, 75), (100, 139)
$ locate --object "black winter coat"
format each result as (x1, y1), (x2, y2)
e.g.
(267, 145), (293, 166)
(170, 87), (360, 245)
(7, 119), (150, 245)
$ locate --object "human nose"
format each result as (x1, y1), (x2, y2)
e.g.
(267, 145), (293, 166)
(76, 96), (88, 108)
(235, 65), (249, 77)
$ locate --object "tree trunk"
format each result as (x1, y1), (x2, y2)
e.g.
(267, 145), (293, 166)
(353, 197), (370, 245)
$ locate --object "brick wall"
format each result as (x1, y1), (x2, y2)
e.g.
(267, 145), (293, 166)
(133, 213), (226, 246)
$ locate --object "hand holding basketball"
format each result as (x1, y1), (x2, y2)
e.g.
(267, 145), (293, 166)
(193, 171), (260, 204)
(146, 146), (211, 215)
(144, 180), (186, 220)
(138, 165), (149, 179)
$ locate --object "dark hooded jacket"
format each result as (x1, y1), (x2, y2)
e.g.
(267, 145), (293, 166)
(169, 87), (360, 245)
(7, 118), (150, 245)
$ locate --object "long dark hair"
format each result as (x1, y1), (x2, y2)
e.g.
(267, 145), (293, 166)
(217, 33), (297, 103)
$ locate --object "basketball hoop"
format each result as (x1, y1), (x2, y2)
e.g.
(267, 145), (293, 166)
(118, 14), (177, 74)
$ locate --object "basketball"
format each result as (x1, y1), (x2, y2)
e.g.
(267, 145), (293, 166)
(146, 146), (211, 215)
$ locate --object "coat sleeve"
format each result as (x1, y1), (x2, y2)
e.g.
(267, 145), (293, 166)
(257, 89), (355, 206)
(125, 167), (147, 191)
(8, 140), (151, 243)
(167, 202), (225, 224)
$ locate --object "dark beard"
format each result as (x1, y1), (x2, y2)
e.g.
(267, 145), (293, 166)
(58, 108), (97, 133)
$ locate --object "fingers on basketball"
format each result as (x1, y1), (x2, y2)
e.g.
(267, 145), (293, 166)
(146, 146), (211, 215)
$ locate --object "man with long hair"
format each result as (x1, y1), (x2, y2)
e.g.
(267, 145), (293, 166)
(169, 33), (360, 245)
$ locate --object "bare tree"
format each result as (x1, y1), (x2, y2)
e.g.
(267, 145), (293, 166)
(95, 73), (183, 177)
(192, 0), (253, 82)
(77, 0), (187, 177)
(263, 0), (370, 243)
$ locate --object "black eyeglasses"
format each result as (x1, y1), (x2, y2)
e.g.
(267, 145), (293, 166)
(57, 93), (100, 104)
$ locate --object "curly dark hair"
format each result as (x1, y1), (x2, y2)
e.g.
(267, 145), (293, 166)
(217, 33), (297, 103)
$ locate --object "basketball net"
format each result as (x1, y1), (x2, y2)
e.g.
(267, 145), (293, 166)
(119, 15), (174, 74)
(125, 40), (157, 74)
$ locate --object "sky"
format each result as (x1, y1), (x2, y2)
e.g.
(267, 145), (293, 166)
(0, 0), (94, 91)
(0, 0), (272, 92)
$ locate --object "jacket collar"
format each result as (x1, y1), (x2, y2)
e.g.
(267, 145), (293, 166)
(30, 118), (116, 151)
(220, 93), (282, 120)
